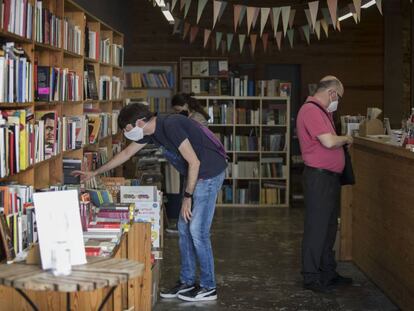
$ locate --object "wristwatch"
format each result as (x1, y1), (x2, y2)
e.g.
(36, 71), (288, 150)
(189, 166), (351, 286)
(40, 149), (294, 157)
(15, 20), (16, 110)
(184, 191), (193, 199)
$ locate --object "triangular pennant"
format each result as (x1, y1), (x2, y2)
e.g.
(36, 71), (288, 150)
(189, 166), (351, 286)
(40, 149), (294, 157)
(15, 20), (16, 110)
(204, 29), (211, 47)
(218, 2), (227, 22)
(308, 1), (319, 30)
(197, 0), (208, 24)
(252, 7), (260, 29)
(349, 4), (358, 24)
(315, 20), (321, 40)
(234, 5), (242, 32)
(336, 19), (341, 32)
(327, 0), (337, 30)
(376, 0), (383, 15)
(239, 34), (246, 54)
(321, 8), (332, 25)
(213, 0), (222, 29)
(281, 6), (291, 37)
(304, 9), (312, 28)
(288, 9), (296, 29)
(227, 33), (234, 52)
(250, 34), (257, 55)
(302, 25), (310, 45)
(183, 22), (191, 39)
(353, 0), (361, 21)
(262, 33), (269, 52)
(272, 7), (281, 36)
(184, 0), (191, 19)
(239, 6), (247, 26)
(260, 8), (270, 36)
(287, 29), (294, 48)
(190, 26), (199, 43)
(275, 31), (282, 50)
(171, 0), (178, 11)
(180, 0), (186, 11)
(216, 32), (223, 50)
(321, 19), (329, 37)
(173, 18), (182, 34)
(246, 7), (256, 34)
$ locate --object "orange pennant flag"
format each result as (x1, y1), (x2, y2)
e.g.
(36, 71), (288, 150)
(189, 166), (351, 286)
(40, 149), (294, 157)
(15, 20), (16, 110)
(204, 29), (211, 47)
(190, 26), (199, 43)
(234, 5), (242, 32)
(183, 22), (191, 39)
(180, 0), (186, 11)
(289, 9), (296, 29)
(276, 31), (282, 51)
(252, 7), (260, 29)
(246, 7), (256, 34)
(260, 8), (270, 36)
(262, 33), (269, 52)
(327, 0), (337, 30)
(250, 34), (257, 55)
(336, 19), (341, 32)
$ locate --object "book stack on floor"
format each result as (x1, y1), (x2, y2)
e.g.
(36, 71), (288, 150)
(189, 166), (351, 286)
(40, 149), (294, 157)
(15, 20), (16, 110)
(34, 0), (62, 48)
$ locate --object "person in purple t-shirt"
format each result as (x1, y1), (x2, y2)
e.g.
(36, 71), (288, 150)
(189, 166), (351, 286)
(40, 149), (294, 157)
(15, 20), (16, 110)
(296, 76), (353, 293)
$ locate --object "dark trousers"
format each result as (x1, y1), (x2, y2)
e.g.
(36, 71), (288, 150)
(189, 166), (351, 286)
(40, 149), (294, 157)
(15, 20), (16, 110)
(302, 166), (341, 284)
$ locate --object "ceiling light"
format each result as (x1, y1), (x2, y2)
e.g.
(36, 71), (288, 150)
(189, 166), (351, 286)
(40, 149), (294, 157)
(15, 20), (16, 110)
(162, 5), (175, 24)
(361, 0), (376, 8)
(338, 12), (353, 21)
(155, 0), (166, 7)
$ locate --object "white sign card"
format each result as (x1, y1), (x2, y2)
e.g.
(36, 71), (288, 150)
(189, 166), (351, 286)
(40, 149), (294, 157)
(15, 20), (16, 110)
(33, 190), (86, 270)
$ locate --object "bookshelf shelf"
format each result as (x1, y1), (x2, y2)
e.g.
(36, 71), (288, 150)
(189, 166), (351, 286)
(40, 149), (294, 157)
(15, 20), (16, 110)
(34, 42), (62, 52)
(85, 57), (99, 63)
(181, 75), (228, 79)
(0, 30), (33, 43)
(63, 50), (83, 58)
(196, 95), (291, 207)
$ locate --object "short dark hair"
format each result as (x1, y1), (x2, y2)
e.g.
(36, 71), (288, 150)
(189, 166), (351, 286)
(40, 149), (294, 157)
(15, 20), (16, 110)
(117, 102), (154, 130)
(40, 112), (55, 121)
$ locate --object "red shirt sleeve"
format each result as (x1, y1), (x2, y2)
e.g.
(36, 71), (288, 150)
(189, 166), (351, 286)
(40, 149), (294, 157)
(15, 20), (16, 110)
(302, 106), (334, 139)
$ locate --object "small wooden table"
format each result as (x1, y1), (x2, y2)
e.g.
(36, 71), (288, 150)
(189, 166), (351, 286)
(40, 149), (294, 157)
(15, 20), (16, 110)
(0, 258), (144, 311)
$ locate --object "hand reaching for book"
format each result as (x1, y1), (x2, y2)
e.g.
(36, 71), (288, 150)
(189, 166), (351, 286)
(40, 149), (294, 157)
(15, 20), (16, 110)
(72, 170), (97, 182)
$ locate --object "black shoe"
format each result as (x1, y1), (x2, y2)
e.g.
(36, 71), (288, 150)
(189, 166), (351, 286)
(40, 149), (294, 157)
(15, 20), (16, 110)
(160, 281), (195, 299)
(303, 281), (334, 293)
(329, 274), (353, 286)
(178, 286), (218, 302)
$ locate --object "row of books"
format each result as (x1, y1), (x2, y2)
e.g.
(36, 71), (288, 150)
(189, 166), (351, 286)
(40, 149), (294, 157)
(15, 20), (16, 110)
(236, 108), (260, 125)
(112, 44), (124, 67)
(262, 134), (286, 152)
(62, 115), (88, 151)
(256, 80), (292, 97)
(100, 38), (110, 64)
(234, 134), (259, 151)
(63, 17), (81, 55)
(182, 78), (230, 96)
(261, 182), (286, 205)
(124, 71), (174, 89)
(85, 112), (112, 144)
(1, 0), (34, 39)
(232, 161), (259, 178)
(147, 97), (169, 113)
(34, 0), (62, 48)
(217, 184), (233, 204)
(181, 60), (229, 77)
(35, 66), (82, 102)
(263, 105), (287, 125)
(235, 181), (260, 204)
(0, 42), (33, 103)
(207, 103), (233, 124)
(99, 75), (121, 100)
(261, 157), (286, 178)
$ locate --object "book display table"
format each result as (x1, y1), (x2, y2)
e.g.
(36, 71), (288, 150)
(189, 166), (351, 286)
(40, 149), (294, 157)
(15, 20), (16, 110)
(0, 258), (144, 311)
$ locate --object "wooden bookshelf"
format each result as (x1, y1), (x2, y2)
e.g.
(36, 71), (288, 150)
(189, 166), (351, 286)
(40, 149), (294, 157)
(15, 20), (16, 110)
(195, 96), (291, 208)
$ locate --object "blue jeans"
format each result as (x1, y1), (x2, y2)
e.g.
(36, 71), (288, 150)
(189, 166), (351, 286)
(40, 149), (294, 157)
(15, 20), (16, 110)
(178, 171), (225, 289)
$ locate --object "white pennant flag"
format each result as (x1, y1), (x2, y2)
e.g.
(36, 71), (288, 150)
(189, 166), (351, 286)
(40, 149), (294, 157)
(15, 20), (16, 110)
(227, 33), (234, 52)
(204, 29), (211, 48)
(272, 7), (281, 36)
(287, 29), (294, 48)
(184, 0), (191, 19)
(239, 34), (246, 53)
(376, 0), (383, 15)
(308, 1), (319, 30)
(246, 7), (256, 34)
(197, 0), (208, 24)
(172, 0), (178, 11)
(260, 8), (270, 37)
(302, 25), (310, 45)
(315, 20), (321, 40)
(252, 7), (260, 29)
(281, 6), (291, 37)
(353, 0), (362, 21)
(275, 31), (282, 51)
(304, 9), (312, 28)
(321, 19), (329, 38)
(216, 32), (222, 50)
(213, 1), (222, 29)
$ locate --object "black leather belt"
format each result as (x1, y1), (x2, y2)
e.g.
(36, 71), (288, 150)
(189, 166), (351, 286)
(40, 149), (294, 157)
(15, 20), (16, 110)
(305, 166), (341, 177)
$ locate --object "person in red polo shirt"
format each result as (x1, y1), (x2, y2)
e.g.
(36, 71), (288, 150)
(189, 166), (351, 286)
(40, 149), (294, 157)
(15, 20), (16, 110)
(296, 76), (353, 293)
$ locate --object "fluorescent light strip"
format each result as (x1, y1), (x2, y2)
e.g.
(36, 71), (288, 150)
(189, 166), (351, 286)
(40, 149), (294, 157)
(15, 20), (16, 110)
(361, 0), (376, 8)
(155, 0), (166, 7)
(338, 12), (353, 21)
(162, 9), (175, 23)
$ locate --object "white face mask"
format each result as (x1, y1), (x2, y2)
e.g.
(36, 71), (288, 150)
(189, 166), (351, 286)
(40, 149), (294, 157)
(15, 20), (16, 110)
(327, 100), (339, 113)
(123, 120), (148, 141)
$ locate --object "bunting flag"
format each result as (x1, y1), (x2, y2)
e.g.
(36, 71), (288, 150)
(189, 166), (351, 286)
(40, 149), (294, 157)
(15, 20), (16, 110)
(308, 1), (319, 30)
(288, 9), (296, 29)
(376, 0), (383, 15)
(272, 7), (281, 36)
(321, 18), (329, 37)
(250, 34), (257, 55)
(304, 9), (312, 28)
(184, 0), (191, 19)
(213, 0), (223, 29)
(183, 22), (191, 39)
(180, 0), (186, 11)
(315, 20), (321, 40)
(275, 31), (282, 50)
(239, 34), (246, 53)
(281, 6), (291, 37)
(302, 25), (310, 45)
(252, 7), (260, 30)
(349, 3), (358, 23)
(197, 0), (208, 24)
(353, 0), (361, 21)
(190, 26), (199, 43)
(260, 8), (270, 37)
(327, 0), (337, 30)
(321, 8), (332, 25)
(173, 18), (182, 34)
(204, 29), (211, 47)
(216, 32), (222, 50)
(218, 1), (227, 22)
(234, 5), (243, 32)
(287, 28), (294, 48)
(172, 0), (178, 11)
(336, 19), (341, 32)
(246, 7), (256, 34)
(239, 6), (247, 26)
(262, 32), (269, 52)
(227, 33), (234, 52)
